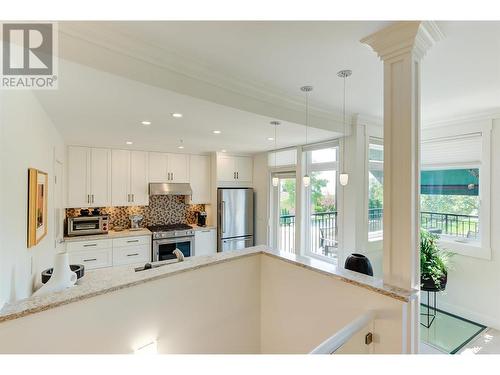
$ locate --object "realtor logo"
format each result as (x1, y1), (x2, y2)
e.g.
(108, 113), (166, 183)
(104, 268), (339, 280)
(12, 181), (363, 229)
(1, 22), (58, 89)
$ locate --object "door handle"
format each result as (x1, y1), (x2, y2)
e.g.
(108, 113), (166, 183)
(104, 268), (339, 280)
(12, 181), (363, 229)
(221, 201), (226, 233)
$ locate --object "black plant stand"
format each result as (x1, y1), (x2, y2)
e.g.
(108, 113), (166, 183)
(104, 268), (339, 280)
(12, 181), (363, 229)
(421, 290), (437, 328)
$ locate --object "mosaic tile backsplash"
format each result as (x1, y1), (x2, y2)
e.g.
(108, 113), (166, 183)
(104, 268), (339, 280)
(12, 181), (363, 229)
(66, 195), (205, 229)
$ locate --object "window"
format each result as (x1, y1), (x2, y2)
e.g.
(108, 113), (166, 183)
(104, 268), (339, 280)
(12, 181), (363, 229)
(368, 139), (383, 242)
(304, 143), (339, 262)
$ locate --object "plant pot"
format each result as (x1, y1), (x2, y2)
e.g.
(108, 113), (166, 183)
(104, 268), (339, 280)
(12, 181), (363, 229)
(344, 253), (373, 276)
(421, 273), (447, 292)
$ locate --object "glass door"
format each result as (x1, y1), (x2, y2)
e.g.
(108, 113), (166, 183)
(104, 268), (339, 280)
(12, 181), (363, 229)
(271, 172), (296, 253)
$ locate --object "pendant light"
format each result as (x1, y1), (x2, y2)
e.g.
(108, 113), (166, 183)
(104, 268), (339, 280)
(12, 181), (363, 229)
(270, 121), (281, 187)
(300, 85), (313, 188)
(337, 70), (352, 186)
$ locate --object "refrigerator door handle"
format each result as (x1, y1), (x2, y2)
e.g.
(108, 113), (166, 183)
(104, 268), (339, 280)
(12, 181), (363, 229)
(221, 200), (226, 233)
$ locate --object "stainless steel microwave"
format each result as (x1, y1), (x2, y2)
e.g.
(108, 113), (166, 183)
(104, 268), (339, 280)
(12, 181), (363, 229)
(67, 215), (109, 236)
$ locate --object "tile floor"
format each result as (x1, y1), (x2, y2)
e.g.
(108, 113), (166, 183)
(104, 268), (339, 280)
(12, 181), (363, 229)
(457, 328), (500, 354)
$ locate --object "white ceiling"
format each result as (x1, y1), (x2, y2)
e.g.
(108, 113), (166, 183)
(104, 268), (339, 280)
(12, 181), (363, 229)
(36, 21), (500, 154)
(35, 60), (336, 154)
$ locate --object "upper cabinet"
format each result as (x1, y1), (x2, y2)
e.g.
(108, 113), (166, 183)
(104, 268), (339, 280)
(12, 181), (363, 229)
(111, 150), (149, 206)
(67, 146), (111, 208)
(148, 152), (189, 183)
(217, 155), (253, 184)
(189, 155), (211, 204)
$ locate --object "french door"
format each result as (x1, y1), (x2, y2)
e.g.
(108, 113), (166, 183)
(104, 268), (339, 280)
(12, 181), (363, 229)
(271, 172), (296, 253)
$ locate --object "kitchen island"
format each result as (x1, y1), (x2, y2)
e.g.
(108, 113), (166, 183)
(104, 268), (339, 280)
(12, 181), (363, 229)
(0, 246), (417, 354)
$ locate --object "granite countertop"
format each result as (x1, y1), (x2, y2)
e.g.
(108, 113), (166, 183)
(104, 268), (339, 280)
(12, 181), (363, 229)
(64, 228), (151, 242)
(0, 246), (418, 323)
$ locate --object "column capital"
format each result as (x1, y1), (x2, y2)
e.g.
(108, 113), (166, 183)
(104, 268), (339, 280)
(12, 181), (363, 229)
(361, 21), (444, 61)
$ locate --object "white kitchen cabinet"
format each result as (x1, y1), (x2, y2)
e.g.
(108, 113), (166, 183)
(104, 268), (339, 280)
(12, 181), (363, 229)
(167, 153), (189, 183)
(217, 155), (253, 183)
(194, 228), (217, 256)
(67, 146), (111, 208)
(189, 155), (211, 204)
(112, 150), (149, 206)
(148, 152), (168, 183)
(112, 236), (151, 266)
(148, 152), (189, 183)
(68, 248), (113, 270)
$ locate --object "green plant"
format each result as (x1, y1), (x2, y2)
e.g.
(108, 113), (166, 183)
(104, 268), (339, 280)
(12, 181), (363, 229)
(420, 230), (453, 288)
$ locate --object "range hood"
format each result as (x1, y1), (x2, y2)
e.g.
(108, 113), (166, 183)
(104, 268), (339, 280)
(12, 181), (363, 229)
(149, 183), (192, 196)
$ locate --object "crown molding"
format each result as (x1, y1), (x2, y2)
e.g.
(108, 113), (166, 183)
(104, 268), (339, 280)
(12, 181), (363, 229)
(360, 21), (443, 61)
(423, 108), (500, 128)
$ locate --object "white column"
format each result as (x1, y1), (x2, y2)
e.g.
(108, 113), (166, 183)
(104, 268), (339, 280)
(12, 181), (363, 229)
(361, 21), (443, 353)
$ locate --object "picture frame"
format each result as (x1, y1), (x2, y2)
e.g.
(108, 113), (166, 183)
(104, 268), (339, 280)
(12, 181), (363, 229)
(28, 168), (48, 248)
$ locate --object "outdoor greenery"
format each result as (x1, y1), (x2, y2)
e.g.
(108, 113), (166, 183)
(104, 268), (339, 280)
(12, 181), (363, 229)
(420, 194), (479, 216)
(420, 230), (452, 288)
(279, 174), (335, 215)
(368, 177), (383, 209)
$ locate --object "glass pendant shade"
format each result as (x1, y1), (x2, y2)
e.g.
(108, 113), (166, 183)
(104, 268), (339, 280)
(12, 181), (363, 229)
(272, 176), (279, 187)
(303, 174), (311, 188)
(339, 173), (349, 186)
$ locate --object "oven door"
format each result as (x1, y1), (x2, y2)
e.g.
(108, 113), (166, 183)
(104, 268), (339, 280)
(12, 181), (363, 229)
(153, 236), (193, 262)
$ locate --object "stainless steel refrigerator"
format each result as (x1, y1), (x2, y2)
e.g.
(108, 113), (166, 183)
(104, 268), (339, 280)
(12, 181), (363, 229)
(217, 188), (254, 252)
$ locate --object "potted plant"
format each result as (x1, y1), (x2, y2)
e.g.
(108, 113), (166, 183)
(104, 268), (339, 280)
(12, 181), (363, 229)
(420, 230), (452, 291)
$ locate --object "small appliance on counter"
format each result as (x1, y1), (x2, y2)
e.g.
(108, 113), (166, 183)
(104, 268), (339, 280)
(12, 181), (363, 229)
(196, 211), (207, 227)
(66, 215), (109, 236)
(129, 214), (144, 231)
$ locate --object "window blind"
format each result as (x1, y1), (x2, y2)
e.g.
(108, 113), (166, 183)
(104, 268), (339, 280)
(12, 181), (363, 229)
(421, 133), (482, 166)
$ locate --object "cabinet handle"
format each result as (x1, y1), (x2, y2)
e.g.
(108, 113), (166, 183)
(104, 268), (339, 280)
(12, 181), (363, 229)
(171, 173), (174, 181)
(233, 172), (236, 179)
(83, 258), (97, 262)
(126, 253), (139, 257)
(83, 243), (97, 247)
(127, 239), (139, 243)
(92, 194), (95, 204)
(237, 172), (239, 179)
(202, 230), (210, 233)
(132, 194), (134, 202)
(87, 194), (90, 204)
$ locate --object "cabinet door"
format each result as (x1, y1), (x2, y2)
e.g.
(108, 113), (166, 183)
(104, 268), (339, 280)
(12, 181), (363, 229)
(148, 152), (168, 182)
(189, 155), (210, 204)
(235, 156), (253, 182)
(194, 229), (217, 256)
(167, 153), (189, 183)
(217, 155), (236, 182)
(130, 151), (149, 205)
(111, 149), (131, 207)
(67, 146), (90, 207)
(89, 148), (111, 207)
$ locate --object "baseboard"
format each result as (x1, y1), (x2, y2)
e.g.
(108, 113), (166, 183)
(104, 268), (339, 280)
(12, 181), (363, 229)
(434, 300), (500, 331)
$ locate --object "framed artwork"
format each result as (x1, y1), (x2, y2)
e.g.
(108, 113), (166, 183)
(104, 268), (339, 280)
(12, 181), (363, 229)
(28, 168), (48, 248)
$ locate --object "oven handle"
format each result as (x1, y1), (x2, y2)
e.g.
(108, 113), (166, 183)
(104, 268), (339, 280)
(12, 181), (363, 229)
(154, 236), (194, 245)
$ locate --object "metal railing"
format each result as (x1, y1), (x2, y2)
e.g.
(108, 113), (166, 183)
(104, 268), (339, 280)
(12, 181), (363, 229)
(310, 310), (375, 354)
(278, 209), (479, 253)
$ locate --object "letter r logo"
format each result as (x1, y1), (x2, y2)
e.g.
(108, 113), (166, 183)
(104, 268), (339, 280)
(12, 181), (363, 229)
(2, 23), (53, 75)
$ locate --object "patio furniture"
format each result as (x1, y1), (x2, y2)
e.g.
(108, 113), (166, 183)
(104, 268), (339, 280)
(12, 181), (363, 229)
(320, 228), (338, 257)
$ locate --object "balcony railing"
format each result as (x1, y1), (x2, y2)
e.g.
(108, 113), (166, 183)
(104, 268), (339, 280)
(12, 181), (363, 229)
(278, 209), (479, 253)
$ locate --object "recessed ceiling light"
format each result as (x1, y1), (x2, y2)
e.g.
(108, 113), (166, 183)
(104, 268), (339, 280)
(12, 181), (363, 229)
(178, 145), (185, 149)
(126, 141), (133, 145)
(221, 149), (227, 153)
(213, 130), (221, 134)
(172, 113), (183, 118)
(141, 121), (151, 126)
(267, 137), (274, 141)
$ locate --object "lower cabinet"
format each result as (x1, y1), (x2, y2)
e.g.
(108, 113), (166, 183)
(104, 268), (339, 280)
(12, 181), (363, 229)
(194, 228), (217, 256)
(67, 235), (151, 270)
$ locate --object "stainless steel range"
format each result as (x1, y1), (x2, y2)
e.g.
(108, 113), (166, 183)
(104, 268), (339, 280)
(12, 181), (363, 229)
(148, 224), (194, 262)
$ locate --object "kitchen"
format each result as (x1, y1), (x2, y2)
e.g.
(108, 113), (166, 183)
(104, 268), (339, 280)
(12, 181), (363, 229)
(62, 146), (255, 277)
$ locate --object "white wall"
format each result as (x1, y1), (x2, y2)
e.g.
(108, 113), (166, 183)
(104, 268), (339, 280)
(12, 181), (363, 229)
(430, 118), (500, 329)
(253, 152), (269, 246)
(0, 90), (65, 307)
